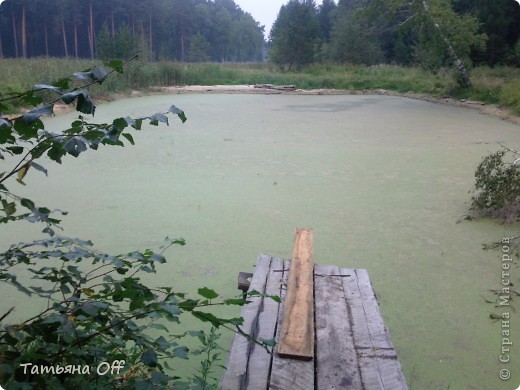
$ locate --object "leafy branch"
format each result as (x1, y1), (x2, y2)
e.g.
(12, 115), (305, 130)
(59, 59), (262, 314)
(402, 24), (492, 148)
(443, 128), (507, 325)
(0, 57), (266, 389)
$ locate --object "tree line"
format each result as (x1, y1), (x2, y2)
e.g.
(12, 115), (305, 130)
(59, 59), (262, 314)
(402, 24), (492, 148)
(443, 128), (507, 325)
(269, 0), (520, 72)
(0, 0), (265, 62)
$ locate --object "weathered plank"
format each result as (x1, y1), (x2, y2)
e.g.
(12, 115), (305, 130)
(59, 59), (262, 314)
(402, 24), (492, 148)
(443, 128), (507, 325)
(341, 268), (408, 390)
(221, 254), (408, 390)
(270, 260), (314, 390)
(237, 272), (253, 292)
(277, 228), (315, 360)
(314, 264), (362, 389)
(220, 255), (272, 389)
(244, 256), (283, 389)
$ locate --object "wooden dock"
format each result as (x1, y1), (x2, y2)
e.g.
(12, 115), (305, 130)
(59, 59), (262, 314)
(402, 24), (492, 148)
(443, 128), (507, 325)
(220, 230), (408, 389)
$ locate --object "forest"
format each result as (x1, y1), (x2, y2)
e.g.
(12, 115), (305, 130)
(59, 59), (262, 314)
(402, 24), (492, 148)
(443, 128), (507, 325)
(0, 0), (265, 62)
(0, 0), (519, 71)
(269, 0), (520, 71)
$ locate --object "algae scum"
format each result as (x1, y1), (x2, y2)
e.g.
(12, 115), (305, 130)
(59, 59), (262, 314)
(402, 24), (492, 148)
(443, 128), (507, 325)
(2, 94), (519, 388)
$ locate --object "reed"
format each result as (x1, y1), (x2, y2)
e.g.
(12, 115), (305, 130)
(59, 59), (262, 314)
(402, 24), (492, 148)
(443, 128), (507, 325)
(1, 58), (519, 114)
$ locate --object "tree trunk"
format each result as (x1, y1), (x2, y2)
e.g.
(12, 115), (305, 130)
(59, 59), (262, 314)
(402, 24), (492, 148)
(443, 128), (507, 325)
(89, 0), (95, 59)
(21, 4), (27, 58)
(181, 32), (185, 61)
(148, 13), (153, 61)
(12, 12), (19, 58)
(0, 27), (3, 59)
(61, 15), (68, 58)
(112, 9), (116, 37)
(422, 0), (471, 88)
(74, 21), (78, 58)
(44, 22), (49, 57)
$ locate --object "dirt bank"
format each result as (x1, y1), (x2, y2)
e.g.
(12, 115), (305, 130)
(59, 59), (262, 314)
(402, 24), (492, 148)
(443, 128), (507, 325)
(150, 84), (520, 125)
(21, 84), (517, 126)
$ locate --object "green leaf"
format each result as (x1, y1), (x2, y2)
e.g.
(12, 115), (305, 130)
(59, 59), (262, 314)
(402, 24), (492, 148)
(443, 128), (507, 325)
(23, 104), (54, 124)
(64, 137), (87, 157)
(141, 349), (158, 367)
(53, 78), (70, 90)
(169, 105), (187, 123)
(41, 313), (65, 324)
(0, 118), (12, 129)
(105, 60), (124, 73)
(72, 67), (109, 84)
(76, 91), (96, 115)
(6, 146), (24, 155)
(2, 199), (16, 216)
(112, 117), (128, 131)
(21, 198), (35, 210)
(19, 91), (43, 107)
(80, 302), (99, 316)
(173, 346), (189, 359)
(260, 338), (277, 347)
(163, 304), (181, 315)
(34, 84), (64, 95)
(150, 113), (169, 126)
(121, 133), (135, 145)
(151, 253), (166, 263)
(132, 118), (143, 130)
(197, 287), (219, 299)
(31, 162), (48, 176)
(190, 311), (244, 327)
(47, 143), (66, 163)
(150, 323), (170, 332)
(0, 124), (14, 144)
(14, 117), (44, 139)
(61, 90), (82, 104)
(224, 298), (245, 306)
(91, 66), (110, 83)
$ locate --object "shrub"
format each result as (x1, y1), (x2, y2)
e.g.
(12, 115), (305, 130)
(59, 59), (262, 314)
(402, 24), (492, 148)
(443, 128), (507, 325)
(471, 148), (520, 220)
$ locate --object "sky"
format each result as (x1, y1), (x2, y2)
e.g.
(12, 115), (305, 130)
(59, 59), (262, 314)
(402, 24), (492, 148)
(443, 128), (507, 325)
(234, 0), (324, 38)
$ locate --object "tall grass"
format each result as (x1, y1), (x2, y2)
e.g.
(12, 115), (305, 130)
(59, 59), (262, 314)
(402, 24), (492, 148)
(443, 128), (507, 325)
(1, 57), (519, 114)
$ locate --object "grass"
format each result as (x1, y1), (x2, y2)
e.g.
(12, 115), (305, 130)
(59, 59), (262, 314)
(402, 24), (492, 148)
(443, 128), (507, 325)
(1, 57), (519, 115)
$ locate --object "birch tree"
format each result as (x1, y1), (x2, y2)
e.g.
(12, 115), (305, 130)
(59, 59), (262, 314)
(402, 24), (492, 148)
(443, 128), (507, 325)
(365, 0), (487, 87)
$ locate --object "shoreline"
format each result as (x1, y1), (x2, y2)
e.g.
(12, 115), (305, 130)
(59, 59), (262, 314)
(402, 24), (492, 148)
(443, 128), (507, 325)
(54, 84), (520, 126)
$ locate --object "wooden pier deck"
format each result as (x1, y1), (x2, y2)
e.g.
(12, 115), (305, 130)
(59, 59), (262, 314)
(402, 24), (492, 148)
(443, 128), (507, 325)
(220, 230), (408, 389)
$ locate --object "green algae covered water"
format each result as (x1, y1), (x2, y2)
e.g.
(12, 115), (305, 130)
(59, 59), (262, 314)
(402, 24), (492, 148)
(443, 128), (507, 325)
(1, 93), (519, 389)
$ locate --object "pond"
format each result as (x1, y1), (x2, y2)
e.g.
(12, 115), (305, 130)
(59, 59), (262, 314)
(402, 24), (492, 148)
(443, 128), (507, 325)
(2, 93), (519, 388)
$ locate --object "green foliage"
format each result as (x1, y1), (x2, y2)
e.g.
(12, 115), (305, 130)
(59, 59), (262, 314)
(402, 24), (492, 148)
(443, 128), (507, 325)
(188, 34), (211, 63)
(471, 148), (520, 219)
(500, 81), (520, 115)
(413, 0), (487, 69)
(97, 22), (137, 61)
(0, 59), (274, 389)
(329, 13), (384, 65)
(189, 327), (224, 390)
(0, 0), (264, 62)
(269, 0), (322, 70)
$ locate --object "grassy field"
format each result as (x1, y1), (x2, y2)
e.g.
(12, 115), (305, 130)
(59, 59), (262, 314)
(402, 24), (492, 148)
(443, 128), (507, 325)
(1, 57), (520, 114)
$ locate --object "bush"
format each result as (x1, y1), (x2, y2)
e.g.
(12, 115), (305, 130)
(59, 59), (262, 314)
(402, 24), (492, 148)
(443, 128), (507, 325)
(471, 148), (520, 220)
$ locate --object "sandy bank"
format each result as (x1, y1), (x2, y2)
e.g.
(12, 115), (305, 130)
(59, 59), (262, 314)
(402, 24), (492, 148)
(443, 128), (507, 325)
(149, 84), (520, 125)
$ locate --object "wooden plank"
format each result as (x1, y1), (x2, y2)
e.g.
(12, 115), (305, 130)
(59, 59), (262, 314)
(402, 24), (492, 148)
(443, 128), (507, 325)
(220, 256), (272, 390)
(244, 256), (283, 389)
(314, 264), (362, 389)
(270, 260), (314, 390)
(341, 267), (408, 390)
(237, 272), (253, 292)
(277, 228), (314, 360)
